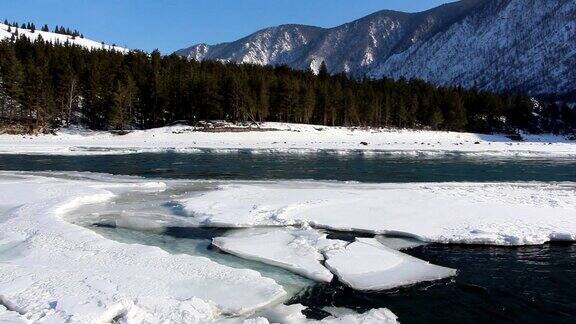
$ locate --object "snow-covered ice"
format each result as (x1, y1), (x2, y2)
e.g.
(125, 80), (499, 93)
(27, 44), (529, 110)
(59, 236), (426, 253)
(325, 238), (456, 291)
(0, 173), (286, 323)
(0, 305), (27, 324)
(0, 123), (573, 157)
(182, 181), (576, 245)
(213, 227), (347, 282)
(250, 303), (398, 324)
(212, 227), (453, 291)
(375, 236), (427, 250)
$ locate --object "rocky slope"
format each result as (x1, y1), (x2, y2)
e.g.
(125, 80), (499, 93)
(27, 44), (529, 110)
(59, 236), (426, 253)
(176, 0), (576, 98)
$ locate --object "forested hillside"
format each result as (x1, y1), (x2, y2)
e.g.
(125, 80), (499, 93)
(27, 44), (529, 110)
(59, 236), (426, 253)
(177, 0), (576, 100)
(0, 36), (574, 134)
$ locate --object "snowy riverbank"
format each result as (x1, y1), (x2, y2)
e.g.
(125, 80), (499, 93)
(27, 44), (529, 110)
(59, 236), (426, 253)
(0, 123), (574, 157)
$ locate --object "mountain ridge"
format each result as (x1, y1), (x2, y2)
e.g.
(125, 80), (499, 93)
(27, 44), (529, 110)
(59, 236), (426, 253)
(176, 0), (575, 99)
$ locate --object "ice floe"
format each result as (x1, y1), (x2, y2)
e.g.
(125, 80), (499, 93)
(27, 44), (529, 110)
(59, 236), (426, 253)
(213, 227), (347, 282)
(375, 236), (428, 250)
(0, 173), (285, 323)
(249, 303), (398, 324)
(212, 227), (455, 292)
(182, 181), (576, 245)
(325, 238), (456, 291)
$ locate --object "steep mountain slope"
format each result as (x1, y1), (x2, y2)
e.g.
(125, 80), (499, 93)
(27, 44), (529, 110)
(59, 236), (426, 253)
(373, 0), (576, 97)
(176, 0), (482, 74)
(176, 0), (575, 98)
(0, 23), (128, 52)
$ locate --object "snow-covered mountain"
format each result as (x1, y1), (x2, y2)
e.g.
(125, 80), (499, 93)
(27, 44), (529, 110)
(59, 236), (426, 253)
(0, 23), (128, 53)
(175, 0), (576, 98)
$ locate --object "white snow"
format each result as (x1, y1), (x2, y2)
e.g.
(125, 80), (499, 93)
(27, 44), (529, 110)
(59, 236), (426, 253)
(182, 181), (576, 245)
(325, 238), (456, 291)
(213, 227), (347, 282)
(0, 306), (27, 324)
(251, 303), (398, 324)
(212, 227), (452, 291)
(0, 173), (286, 323)
(0, 123), (573, 157)
(375, 236), (427, 250)
(0, 23), (128, 52)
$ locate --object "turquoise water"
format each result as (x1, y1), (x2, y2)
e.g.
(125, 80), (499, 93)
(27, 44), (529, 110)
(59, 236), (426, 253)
(1, 153), (575, 182)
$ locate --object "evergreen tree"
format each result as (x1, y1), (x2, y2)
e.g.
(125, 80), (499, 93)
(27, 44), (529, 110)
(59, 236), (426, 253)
(298, 82), (315, 124)
(396, 97), (407, 128)
(318, 61), (329, 79)
(429, 108), (444, 130)
(110, 74), (137, 130)
(0, 44), (24, 121)
(444, 92), (467, 131)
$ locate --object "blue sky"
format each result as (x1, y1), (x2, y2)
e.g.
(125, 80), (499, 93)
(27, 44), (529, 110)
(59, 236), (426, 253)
(1, 0), (454, 53)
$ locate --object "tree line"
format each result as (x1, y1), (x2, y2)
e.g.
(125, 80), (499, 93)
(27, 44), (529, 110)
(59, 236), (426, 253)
(0, 35), (574, 134)
(3, 19), (84, 38)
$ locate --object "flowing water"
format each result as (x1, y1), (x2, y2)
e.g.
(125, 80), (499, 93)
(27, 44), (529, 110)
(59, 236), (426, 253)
(1, 152), (575, 323)
(1, 152), (575, 182)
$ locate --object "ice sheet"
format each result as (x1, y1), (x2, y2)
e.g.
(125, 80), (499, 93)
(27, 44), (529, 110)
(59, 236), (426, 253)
(325, 238), (456, 291)
(249, 303), (398, 324)
(182, 181), (576, 245)
(0, 173), (285, 323)
(213, 227), (347, 282)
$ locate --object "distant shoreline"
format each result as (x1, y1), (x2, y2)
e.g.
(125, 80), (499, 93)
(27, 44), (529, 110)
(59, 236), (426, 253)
(0, 122), (574, 157)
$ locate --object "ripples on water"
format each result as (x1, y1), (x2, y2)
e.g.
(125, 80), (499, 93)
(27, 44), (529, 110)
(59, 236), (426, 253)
(1, 152), (575, 182)
(292, 243), (576, 323)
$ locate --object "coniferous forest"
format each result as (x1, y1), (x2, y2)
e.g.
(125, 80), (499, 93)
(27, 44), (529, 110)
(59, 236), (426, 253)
(0, 36), (574, 134)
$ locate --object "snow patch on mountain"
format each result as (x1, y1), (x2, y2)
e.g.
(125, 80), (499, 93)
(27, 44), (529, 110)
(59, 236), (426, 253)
(0, 23), (128, 53)
(176, 0), (575, 98)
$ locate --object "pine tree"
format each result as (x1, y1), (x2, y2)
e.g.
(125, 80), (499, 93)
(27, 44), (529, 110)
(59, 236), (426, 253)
(255, 77), (270, 122)
(429, 108), (444, 130)
(0, 44), (24, 121)
(318, 61), (329, 79)
(298, 82), (315, 124)
(396, 97), (407, 128)
(407, 95), (419, 128)
(110, 75), (137, 131)
(444, 92), (467, 131)
(0, 77), (11, 120)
